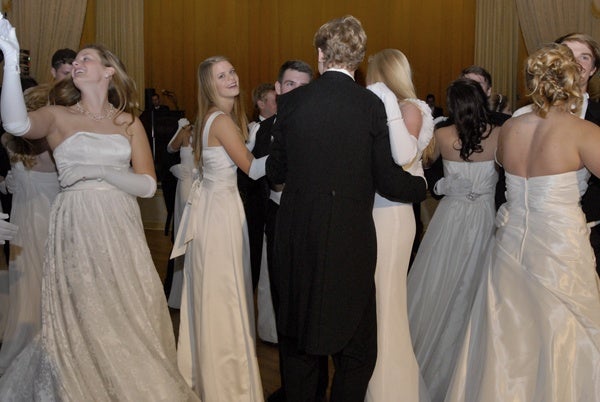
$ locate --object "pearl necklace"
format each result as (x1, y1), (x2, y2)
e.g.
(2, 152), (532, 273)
(74, 101), (117, 121)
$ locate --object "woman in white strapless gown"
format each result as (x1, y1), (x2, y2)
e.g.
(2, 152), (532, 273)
(364, 49), (434, 402)
(172, 56), (265, 401)
(445, 43), (600, 402)
(407, 78), (499, 402)
(0, 28), (198, 401)
(0, 142), (59, 375)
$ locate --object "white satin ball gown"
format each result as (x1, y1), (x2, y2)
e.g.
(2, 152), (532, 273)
(173, 111), (263, 401)
(0, 152), (59, 375)
(445, 168), (600, 402)
(0, 132), (199, 402)
(407, 159), (498, 402)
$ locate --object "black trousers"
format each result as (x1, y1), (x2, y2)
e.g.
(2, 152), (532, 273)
(278, 294), (377, 402)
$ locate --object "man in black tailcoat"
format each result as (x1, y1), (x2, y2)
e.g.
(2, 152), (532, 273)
(266, 15), (426, 402)
(555, 33), (600, 276)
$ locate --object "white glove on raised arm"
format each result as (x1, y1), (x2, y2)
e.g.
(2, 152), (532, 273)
(0, 15), (30, 136)
(248, 155), (267, 180)
(167, 118), (191, 153)
(367, 82), (418, 166)
(58, 165), (157, 198)
(433, 173), (473, 196)
(0, 213), (17, 244)
(245, 121), (260, 151)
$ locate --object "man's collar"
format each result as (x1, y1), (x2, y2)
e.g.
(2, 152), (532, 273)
(325, 68), (355, 80)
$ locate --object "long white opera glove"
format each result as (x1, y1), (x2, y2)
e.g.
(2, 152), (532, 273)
(433, 173), (473, 196)
(248, 155), (267, 180)
(0, 16), (30, 136)
(58, 165), (157, 198)
(367, 82), (418, 166)
(167, 118), (191, 153)
(245, 121), (260, 151)
(0, 213), (17, 244)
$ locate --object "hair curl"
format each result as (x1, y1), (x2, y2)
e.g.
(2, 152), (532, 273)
(313, 15), (366, 71)
(447, 78), (493, 161)
(526, 43), (582, 117)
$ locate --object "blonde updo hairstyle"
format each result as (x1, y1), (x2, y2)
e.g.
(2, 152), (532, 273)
(526, 43), (583, 117)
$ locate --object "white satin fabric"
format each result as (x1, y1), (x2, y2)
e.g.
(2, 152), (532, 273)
(0, 156), (59, 374)
(366, 99), (434, 402)
(408, 160), (498, 402)
(0, 132), (199, 401)
(168, 143), (195, 309)
(174, 112), (263, 401)
(257, 237), (277, 343)
(446, 168), (600, 402)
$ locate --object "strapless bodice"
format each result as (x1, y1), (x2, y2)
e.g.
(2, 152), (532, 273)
(442, 160), (499, 197)
(53, 132), (132, 191)
(504, 168), (589, 212)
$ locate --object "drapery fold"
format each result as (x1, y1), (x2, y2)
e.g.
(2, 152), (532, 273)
(474, 0), (600, 108)
(12, 0), (87, 84)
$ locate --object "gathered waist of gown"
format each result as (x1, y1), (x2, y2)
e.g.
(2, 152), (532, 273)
(444, 190), (495, 202)
(200, 173), (238, 189)
(60, 179), (126, 193)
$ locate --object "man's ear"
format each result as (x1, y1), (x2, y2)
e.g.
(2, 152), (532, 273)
(318, 48), (325, 63)
(50, 67), (57, 79)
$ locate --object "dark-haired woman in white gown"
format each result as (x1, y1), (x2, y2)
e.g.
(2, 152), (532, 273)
(445, 43), (600, 402)
(407, 78), (499, 402)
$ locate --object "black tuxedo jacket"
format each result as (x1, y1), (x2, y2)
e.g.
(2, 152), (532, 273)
(266, 71), (426, 354)
(581, 100), (600, 222)
(237, 116), (276, 286)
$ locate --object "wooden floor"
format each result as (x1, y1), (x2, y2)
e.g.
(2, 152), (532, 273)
(141, 189), (439, 398)
(144, 227), (283, 397)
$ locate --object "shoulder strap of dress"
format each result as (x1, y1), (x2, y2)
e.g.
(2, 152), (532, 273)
(202, 111), (226, 148)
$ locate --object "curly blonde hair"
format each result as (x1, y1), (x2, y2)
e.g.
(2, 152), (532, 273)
(313, 15), (366, 72)
(526, 43), (583, 117)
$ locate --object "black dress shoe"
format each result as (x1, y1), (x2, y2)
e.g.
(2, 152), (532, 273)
(267, 387), (285, 402)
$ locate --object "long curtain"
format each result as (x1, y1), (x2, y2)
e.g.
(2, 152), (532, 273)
(95, 0), (145, 111)
(12, 0), (87, 84)
(515, 0), (600, 53)
(474, 0), (520, 111)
